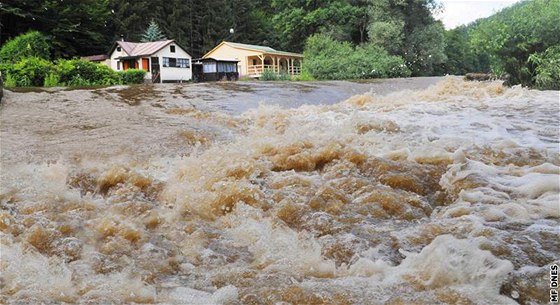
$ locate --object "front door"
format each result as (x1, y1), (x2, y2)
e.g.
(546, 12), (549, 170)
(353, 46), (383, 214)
(151, 57), (160, 83)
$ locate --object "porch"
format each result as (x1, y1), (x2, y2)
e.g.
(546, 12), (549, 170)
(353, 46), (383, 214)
(246, 54), (302, 77)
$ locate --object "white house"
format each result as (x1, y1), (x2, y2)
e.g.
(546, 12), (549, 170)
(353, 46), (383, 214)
(108, 40), (192, 83)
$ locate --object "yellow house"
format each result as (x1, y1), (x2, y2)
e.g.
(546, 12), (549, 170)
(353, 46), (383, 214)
(202, 41), (303, 77)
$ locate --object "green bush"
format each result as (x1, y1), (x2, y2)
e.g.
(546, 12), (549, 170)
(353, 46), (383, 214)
(0, 31), (50, 63)
(529, 46), (560, 90)
(303, 34), (411, 80)
(56, 59), (116, 85)
(260, 69), (279, 81)
(3, 73), (17, 88)
(0, 56), (126, 87)
(43, 73), (60, 87)
(259, 69), (292, 81)
(292, 70), (315, 81)
(7, 57), (54, 87)
(277, 72), (291, 81)
(120, 69), (147, 84)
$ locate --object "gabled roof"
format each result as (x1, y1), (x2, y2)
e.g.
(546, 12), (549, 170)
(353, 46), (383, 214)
(204, 41), (303, 58)
(110, 40), (179, 57)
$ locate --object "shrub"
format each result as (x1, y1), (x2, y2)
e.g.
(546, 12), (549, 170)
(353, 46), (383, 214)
(259, 69), (292, 81)
(0, 31), (50, 63)
(260, 69), (278, 81)
(55, 59), (122, 86)
(529, 45), (560, 90)
(3, 73), (17, 88)
(303, 34), (411, 80)
(293, 70), (315, 81)
(43, 73), (60, 87)
(57, 58), (121, 87)
(277, 72), (291, 81)
(8, 57), (54, 87)
(120, 69), (147, 84)
(0, 57), (125, 87)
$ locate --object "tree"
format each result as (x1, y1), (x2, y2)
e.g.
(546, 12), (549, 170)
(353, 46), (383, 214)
(1, 0), (112, 57)
(304, 34), (410, 80)
(529, 46), (560, 90)
(271, 0), (365, 52)
(367, 0), (446, 76)
(141, 20), (167, 42)
(0, 31), (50, 63)
(468, 0), (560, 86)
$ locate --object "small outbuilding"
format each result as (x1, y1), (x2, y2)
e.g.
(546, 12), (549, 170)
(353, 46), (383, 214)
(192, 58), (240, 82)
(81, 54), (111, 67)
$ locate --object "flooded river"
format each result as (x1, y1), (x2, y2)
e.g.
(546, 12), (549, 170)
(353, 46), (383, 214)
(0, 77), (558, 304)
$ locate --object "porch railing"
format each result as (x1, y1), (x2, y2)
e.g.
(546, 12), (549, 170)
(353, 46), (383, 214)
(247, 65), (301, 76)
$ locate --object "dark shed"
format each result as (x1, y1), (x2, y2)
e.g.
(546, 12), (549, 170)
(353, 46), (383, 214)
(193, 58), (239, 82)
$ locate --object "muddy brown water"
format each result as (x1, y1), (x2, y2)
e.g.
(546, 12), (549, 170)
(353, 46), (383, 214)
(0, 78), (440, 165)
(0, 77), (558, 305)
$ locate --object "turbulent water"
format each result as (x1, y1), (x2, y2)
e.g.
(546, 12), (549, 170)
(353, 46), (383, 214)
(0, 78), (559, 305)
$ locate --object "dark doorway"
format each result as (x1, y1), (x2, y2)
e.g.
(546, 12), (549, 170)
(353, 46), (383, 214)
(151, 57), (160, 83)
(193, 64), (203, 82)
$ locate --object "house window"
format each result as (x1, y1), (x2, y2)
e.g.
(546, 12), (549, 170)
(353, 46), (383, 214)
(203, 62), (216, 73)
(252, 59), (257, 65)
(163, 57), (170, 67)
(177, 58), (190, 68)
(169, 58), (177, 67)
(170, 45), (176, 53)
(117, 61), (121, 70)
(117, 46), (121, 52)
(217, 62), (236, 73)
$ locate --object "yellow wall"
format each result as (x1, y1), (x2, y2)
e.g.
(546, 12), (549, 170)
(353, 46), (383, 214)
(204, 44), (262, 76)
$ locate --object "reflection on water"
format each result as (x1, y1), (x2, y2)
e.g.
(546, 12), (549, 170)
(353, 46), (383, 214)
(0, 78), (559, 304)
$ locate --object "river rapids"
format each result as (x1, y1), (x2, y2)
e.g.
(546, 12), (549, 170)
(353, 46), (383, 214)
(0, 78), (558, 305)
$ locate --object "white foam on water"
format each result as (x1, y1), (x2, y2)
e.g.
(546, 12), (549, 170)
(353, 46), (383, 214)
(1, 78), (558, 304)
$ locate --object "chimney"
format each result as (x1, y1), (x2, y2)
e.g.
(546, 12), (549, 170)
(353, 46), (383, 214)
(120, 34), (124, 41)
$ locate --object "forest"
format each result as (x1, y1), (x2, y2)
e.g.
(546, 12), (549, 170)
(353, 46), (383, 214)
(0, 0), (558, 88)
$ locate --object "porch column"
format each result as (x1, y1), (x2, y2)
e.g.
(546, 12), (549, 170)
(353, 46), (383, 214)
(259, 54), (264, 74)
(289, 58), (293, 75)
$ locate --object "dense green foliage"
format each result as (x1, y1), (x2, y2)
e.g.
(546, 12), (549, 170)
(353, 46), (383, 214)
(443, 0), (560, 88)
(271, 0), (369, 52)
(56, 59), (123, 86)
(304, 34), (410, 80)
(368, 0), (446, 76)
(469, 0), (559, 78)
(0, 31), (50, 63)
(0, 0), (439, 59)
(141, 20), (167, 42)
(260, 69), (291, 81)
(1, 0), (112, 57)
(528, 46), (560, 90)
(1, 0), (558, 87)
(1, 57), (53, 87)
(0, 58), (145, 87)
(440, 26), (489, 75)
(120, 69), (148, 84)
